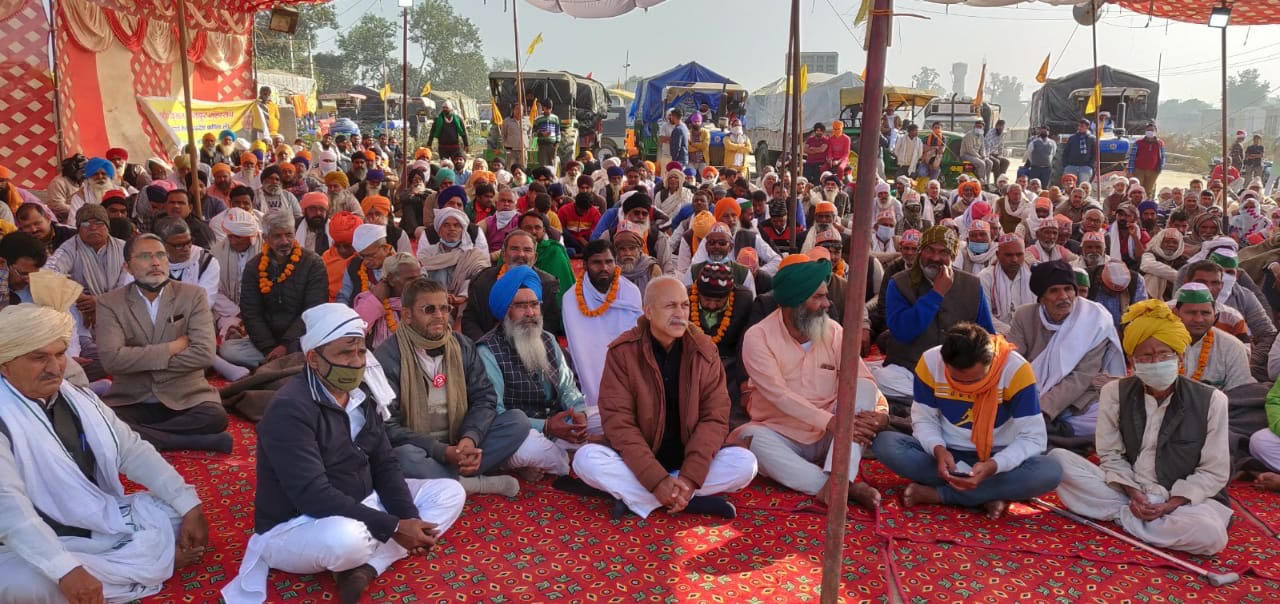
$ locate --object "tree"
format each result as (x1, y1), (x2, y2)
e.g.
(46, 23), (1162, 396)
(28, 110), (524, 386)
(911, 67), (943, 94)
(490, 56), (517, 72)
(254, 5), (338, 74)
(985, 72), (1025, 119)
(408, 0), (491, 100)
(312, 52), (353, 95)
(1228, 68), (1273, 109)
(337, 14), (398, 87)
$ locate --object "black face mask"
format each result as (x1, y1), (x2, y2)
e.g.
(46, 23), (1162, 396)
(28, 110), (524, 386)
(1117, 220), (1130, 231)
(136, 278), (169, 293)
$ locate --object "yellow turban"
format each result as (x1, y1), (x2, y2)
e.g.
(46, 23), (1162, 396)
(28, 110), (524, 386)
(690, 210), (716, 255)
(324, 171), (350, 188)
(0, 271), (81, 364)
(1121, 299), (1191, 356)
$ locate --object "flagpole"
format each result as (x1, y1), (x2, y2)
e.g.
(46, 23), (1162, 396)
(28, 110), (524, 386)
(1091, 1), (1101, 197)
(513, 1), (526, 166)
(786, 0), (802, 251)
(175, 0), (202, 219)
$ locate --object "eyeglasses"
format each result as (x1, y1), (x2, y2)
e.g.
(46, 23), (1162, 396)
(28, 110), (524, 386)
(418, 304), (453, 316)
(508, 300), (541, 312)
(133, 251), (168, 262)
(165, 240), (192, 251)
(78, 220), (107, 229)
(1133, 352), (1179, 364)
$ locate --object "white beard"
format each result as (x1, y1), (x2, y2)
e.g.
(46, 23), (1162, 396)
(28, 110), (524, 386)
(504, 315), (553, 379)
(794, 306), (832, 345)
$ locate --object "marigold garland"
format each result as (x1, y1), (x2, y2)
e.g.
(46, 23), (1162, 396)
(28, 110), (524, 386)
(258, 242), (301, 294)
(690, 285), (734, 344)
(358, 263), (398, 332)
(576, 267), (620, 318)
(1184, 328), (1214, 382)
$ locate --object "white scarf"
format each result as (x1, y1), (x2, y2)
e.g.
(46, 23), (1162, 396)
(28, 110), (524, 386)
(562, 276), (644, 408)
(990, 263), (1034, 321)
(212, 237), (256, 306)
(1029, 240), (1063, 263)
(0, 378), (177, 600)
(657, 186), (692, 219)
(955, 241), (997, 272)
(67, 236), (126, 295)
(1106, 222), (1139, 263)
(1030, 300), (1125, 394)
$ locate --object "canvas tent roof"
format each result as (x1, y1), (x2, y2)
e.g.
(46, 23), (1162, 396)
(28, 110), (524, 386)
(747, 72), (859, 132)
(630, 62), (736, 125)
(1029, 65), (1159, 132)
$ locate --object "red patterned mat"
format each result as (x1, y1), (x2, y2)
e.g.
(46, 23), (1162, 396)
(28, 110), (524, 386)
(890, 540), (1280, 602)
(1230, 483), (1280, 535)
(146, 417), (891, 602)
(859, 459), (1280, 581)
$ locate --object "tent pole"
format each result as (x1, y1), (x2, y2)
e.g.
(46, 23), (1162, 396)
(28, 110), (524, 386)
(786, 0), (801, 251)
(402, 5), (408, 177)
(513, 1), (526, 165)
(820, 0), (891, 601)
(1090, 2), (1100, 198)
(175, 0), (201, 218)
(1221, 25), (1228, 211)
(49, 0), (66, 163)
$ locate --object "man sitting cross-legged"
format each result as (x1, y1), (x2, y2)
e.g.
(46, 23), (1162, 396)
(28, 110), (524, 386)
(872, 322), (1062, 519)
(735, 254), (889, 509)
(477, 266), (593, 480)
(572, 276), (758, 519)
(222, 303), (465, 604)
(375, 277), (531, 496)
(95, 234), (231, 453)
(0, 271), (209, 603)
(1048, 299), (1233, 556)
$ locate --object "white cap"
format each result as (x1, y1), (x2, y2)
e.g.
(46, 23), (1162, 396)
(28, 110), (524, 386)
(300, 304), (366, 352)
(352, 223), (386, 253)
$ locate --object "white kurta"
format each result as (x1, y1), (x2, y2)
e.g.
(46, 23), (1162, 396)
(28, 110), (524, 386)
(977, 263), (1035, 333)
(560, 277), (643, 422)
(1180, 327), (1256, 392)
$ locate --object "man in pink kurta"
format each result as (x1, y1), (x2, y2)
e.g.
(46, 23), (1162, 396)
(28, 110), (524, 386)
(731, 256), (887, 508)
(825, 120), (852, 176)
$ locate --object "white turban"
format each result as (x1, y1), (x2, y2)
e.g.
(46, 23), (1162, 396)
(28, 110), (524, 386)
(352, 223), (386, 253)
(495, 169), (513, 185)
(300, 303), (367, 353)
(0, 271), (82, 364)
(875, 181), (890, 194)
(222, 207), (259, 237)
(318, 150), (339, 172)
(433, 206), (469, 232)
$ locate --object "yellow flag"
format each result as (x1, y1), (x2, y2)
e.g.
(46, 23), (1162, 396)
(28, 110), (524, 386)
(1035, 54), (1050, 84)
(1085, 83), (1102, 114)
(860, 67), (866, 81)
(379, 83), (391, 101)
(799, 63), (809, 94)
(531, 98), (540, 118)
(526, 32), (544, 56)
(491, 97), (504, 126)
(420, 82), (432, 96)
(971, 63), (986, 109)
(853, 0), (872, 26)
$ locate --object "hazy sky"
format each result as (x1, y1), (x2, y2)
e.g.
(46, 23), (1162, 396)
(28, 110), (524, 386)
(315, 0), (1280, 117)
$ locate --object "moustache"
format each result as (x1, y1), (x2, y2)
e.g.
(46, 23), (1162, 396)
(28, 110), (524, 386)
(667, 318), (689, 328)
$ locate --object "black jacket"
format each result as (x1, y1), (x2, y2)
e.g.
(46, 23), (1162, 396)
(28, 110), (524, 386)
(254, 372), (418, 540)
(460, 265), (563, 341)
(374, 331), (498, 461)
(240, 248), (329, 353)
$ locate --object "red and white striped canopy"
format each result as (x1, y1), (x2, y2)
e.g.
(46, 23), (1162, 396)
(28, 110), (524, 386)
(1115, 0), (1280, 26)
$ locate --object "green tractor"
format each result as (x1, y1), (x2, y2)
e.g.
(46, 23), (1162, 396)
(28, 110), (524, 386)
(837, 86), (975, 188)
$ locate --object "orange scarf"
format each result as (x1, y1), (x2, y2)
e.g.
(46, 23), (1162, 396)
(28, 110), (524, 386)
(943, 334), (1015, 461)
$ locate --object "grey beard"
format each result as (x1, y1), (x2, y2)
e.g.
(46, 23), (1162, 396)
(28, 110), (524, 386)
(922, 265), (940, 282)
(503, 314), (553, 379)
(263, 184), (281, 196)
(1084, 253), (1105, 267)
(352, 167), (368, 181)
(793, 305), (831, 345)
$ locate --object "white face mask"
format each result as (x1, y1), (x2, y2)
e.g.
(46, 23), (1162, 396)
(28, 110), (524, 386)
(973, 128), (984, 136)
(1133, 359), (1179, 390)
(876, 225), (894, 241)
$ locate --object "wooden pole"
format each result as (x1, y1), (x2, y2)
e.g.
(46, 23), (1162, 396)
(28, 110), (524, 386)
(780, 35), (793, 183)
(1090, 3), (1101, 197)
(49, 0), (66, 162)
(786, 0), (802, 251)
(1221, 25), (1228, 211)
(513, 1), (526, 166)
(175, 0), (201, 218)
(402, 6), (409, 176)
(820, 0), (891, 602)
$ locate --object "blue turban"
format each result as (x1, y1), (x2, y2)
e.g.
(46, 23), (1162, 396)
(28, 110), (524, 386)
(606, 166), (624, 178)
(438, 184), (467, 208)
(435, 167), (457, 185)
(251, 149), (265, 162)
(489, 265), (542, 320)
(291, 156), (310, 170)
(367, 169), (385, 181)
(683, 167), (696, 178)
(548, 182), (564, 197)
(84, 157), (115, 180)
(1137, 200), (1158, 214)
(218, 129), (236, 141)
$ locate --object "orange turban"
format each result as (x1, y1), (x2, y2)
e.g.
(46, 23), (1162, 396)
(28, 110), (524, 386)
(414, 147), (432, 160)
(361, 195), (392, 216)
(327, 211), (361, 245)
(714, 197), (741, 223)
(279, 163), (298, 177)
(239, 153), (258, 166)
(324, 171), (350, 188)
(815, 201), (837, 215)
(959, 181), (982, 197)
(690, 210), (716, 255)
(211, 162), (232, 176)
(300, 191), (329, 212)
(778, 253), (812, 270)
(296, 150), (312, 162)
(643, 160), (655, 174)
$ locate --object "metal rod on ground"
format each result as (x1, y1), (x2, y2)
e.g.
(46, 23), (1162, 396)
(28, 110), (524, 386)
(819, 0), (891, 602)
(513, 1), (526, 166)
(786, 0), (801, 251)
(1090, 1), (1100, 200)
(1221, 25), (1228, 212)
(175, 0), (201, 219)
(1031, 498), (1240, 586)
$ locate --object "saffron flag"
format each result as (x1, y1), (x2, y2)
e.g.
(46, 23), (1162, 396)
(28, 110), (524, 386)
(491, 97), (504, 126)
(1085, 83), (1102, 115)
(532, 98), (540, 118)
(800, 63), (809, 94)
(420, 82), (432, 96)
(972, 63), (986, 109)
(526, 33), (544, 56)
(1035, 54), (1050, 84)
(379, 83), (392, 102)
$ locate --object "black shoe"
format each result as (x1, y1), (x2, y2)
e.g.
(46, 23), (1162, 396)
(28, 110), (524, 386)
(552, 475), (611, 500)
(334, 563), (376, 604)
(684, 496), (737, 519)
(610, 498), (633, 520)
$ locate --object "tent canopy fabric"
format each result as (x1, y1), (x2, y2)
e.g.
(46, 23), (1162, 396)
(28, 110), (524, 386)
(747, 72), (859, 133)
(630, 61), (736, 125)
(1028, 65), (1159, 133)
(524, 0), (666, 18)
(920, 0), (1280, 26)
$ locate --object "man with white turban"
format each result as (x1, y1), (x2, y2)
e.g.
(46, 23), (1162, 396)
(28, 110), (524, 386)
(0, 270), (209, 603)
(222, 303), (465, 604)
(415, 207), (491, 305)
(211, 207), (260, 380)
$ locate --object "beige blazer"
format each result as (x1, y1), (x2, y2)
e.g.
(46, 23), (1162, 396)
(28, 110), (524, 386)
(95, 281), (219, 411)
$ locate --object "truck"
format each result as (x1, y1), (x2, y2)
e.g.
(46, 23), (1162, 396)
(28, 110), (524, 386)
(487, 70), (609, 165)
(629, 62), (749, 169)
(922, 94), (1001, 132)
(746, 71), (859, 168)
(1028, 65), (1159, 182)
(837, 86), (978, 187)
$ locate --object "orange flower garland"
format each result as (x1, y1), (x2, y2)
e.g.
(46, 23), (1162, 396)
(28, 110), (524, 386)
(576, 267), (621, 318)
(689, 285), (734, 344)
(258, 242), (302, 294)
(358, 264), (398, 332)
(1185, 329), (1214, 382)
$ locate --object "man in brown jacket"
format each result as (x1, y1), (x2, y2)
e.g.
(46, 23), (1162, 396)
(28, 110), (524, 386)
(572, 276), (757, 519)
(95, 234), (230, 453)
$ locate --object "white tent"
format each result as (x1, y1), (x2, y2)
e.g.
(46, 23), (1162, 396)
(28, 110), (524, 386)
(524, 0), (667, 18)
(746, 71), (860, 132)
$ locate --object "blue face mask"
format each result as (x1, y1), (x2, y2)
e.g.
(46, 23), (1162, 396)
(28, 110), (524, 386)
(968, 241), (990, 255)
(876, 225), (894, 241)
